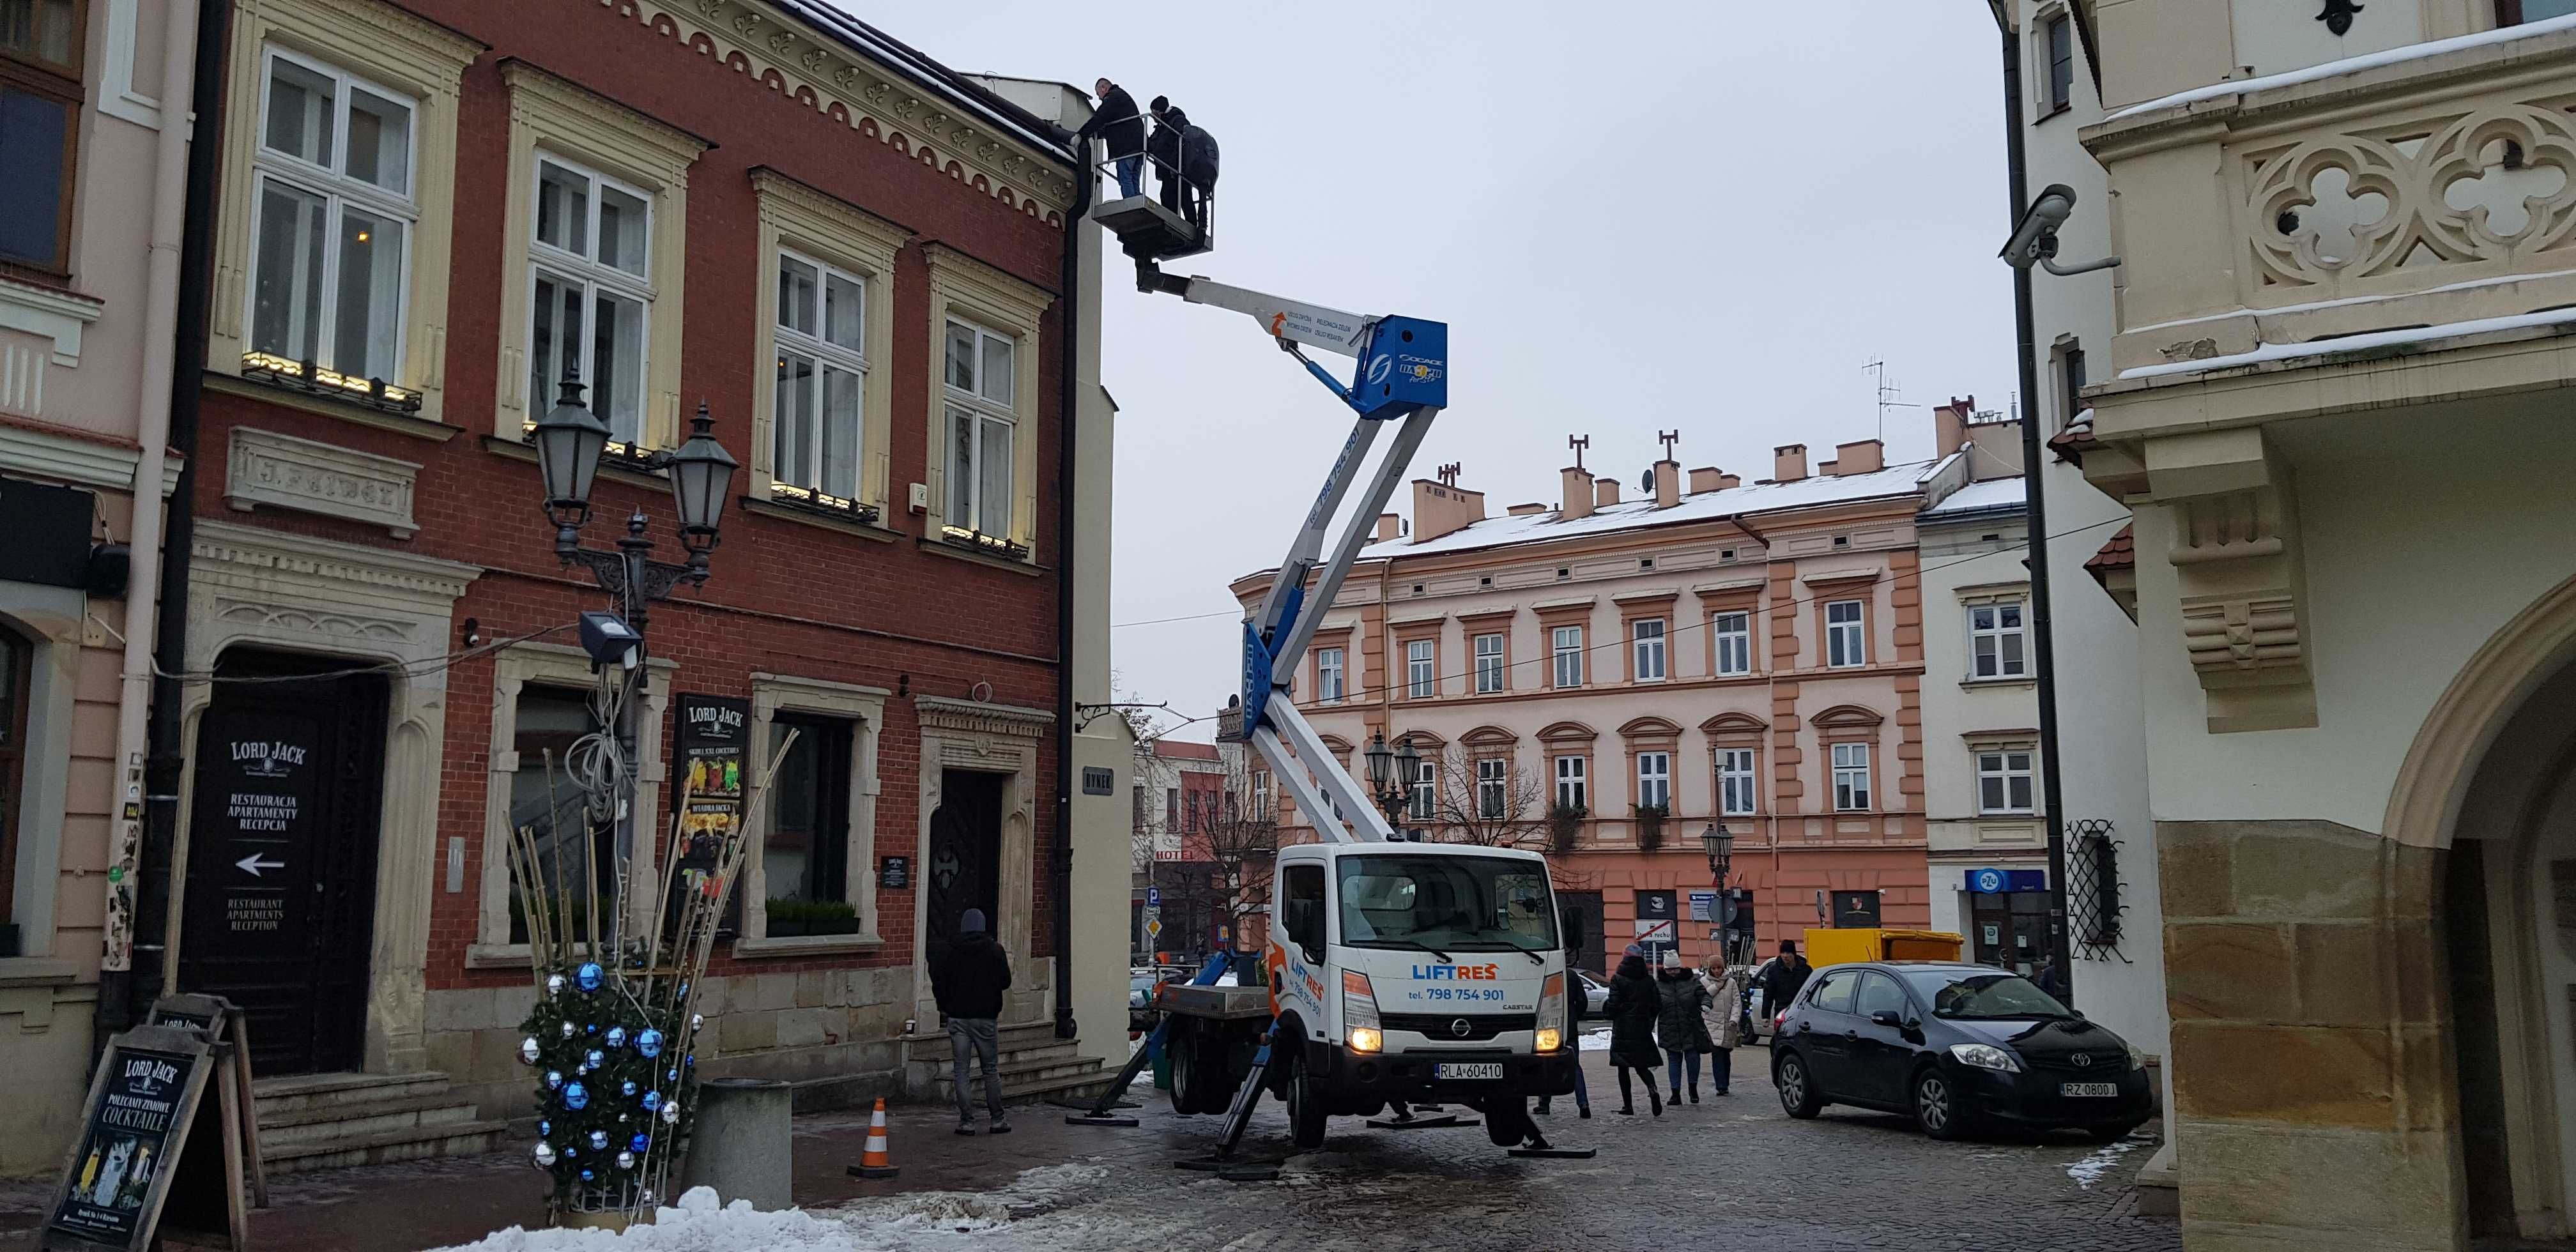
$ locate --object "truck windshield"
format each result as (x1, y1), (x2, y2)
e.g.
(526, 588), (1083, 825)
(1897, 968), (2072, 1020)
(1335, 854), (1558, 954)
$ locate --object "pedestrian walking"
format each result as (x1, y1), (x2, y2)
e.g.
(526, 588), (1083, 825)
(1759, 939), (1813, 1018)
(2035, 952), (2070, 1000)
(930, 908), (1013, 1136)
(1077, 77), (1146, 198)
(1604, 945), (1664, 1117)
(1697, 954), (1751, 1096)
(1179, 115), (1219, 230)
(1147, 97), (1188, 215)
(1655, 952), (1714, 1104)
(1537, 962), (1591, 1118)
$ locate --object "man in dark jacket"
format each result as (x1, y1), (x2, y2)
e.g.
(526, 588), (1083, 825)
(1179, 118), (1218, 231)
(1759, 940), (1813, 1019)
(1077, 78), (1145, 199)
(1147, 97), (1188, 214)
(931, 908), (1013, 1134)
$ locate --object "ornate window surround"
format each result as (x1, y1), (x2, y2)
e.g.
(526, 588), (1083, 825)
(746, 167), (906, 516)
(735, 671), (890, 954)
(921, 244), (1048, 556)
(910, 694), (1054, 1025)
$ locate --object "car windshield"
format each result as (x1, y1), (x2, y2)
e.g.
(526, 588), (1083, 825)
(1336, 854), (1559, 953)
(1899, 968), (2073, 1020)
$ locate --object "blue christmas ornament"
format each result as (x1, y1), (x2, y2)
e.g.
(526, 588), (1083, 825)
(585, 1049), (605, 1070)
(630, 1133), (650, 1152)
(576, 962), (603, 992)
(585, 1023), (599, 1035)
(606, 1027), (627, 1050)
(580, 1169), (594, 1182)
(637, 1029), (664, 1058)
(621, 1081), (637, 1097)
(538, 1120), (552, 1137)
(684, 1053), (695, 1069)
(641, 1092), (662, 1111)
(589, 1130), (608, 1150)
(563, 1145), (576, 1159)
(666, 1067), (679, 1082)
(563, 1082), (589, 1110)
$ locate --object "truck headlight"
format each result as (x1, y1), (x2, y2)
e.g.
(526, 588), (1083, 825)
(1535, 1028), (1561, 1053)
(1535, 972), (1567, 1052)
(1948, 1042), (2022, 1073)
(1342, 970), (1381, 1053)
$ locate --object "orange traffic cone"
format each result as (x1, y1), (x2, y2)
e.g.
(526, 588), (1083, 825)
(847, 1097), (900, 1179)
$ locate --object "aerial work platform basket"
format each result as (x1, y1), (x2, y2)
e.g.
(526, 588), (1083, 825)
(1089, 151), (1213, 268)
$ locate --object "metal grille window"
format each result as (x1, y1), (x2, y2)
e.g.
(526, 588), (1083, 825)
(1554, 754), (1586, 812)
(943, 316), (1016, 541)
(529, 155), (651, 445)
(1632, 619), (1666, 682)
(1827, 600), (1866, 668)
(1832, 742), (1871, 811)
(1970, 602), (2028, 679)
(1635, 751), (1671, 809)
(1713, 611), (1751, 676)
(1476, 757), (1507, 818)
(772, 250), (866, 503)
(1552, 625), (1584, 688)
(251, 49), (419, 393)
(1977, 749), (2035, 814)
(1406, 639), (1436, 699)
(1315, 648), (1345, 703)
(1719, 748), (1756, 816)
(1473, 632), (1505, 693)
(2067, 819), (2127, 956)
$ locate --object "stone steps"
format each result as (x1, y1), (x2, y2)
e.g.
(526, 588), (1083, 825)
(252, 1071), (505, 1175)
(933, 1058), (1115, 1108)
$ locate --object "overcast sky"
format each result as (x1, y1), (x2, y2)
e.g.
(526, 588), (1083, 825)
(857, 2), (2019, 742)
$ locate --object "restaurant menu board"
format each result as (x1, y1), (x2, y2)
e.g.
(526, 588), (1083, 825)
(673, 694), (751, 931)
(45, 1028), (215, 1251)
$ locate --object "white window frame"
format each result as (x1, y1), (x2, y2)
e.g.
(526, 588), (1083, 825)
(1552, 625), (1584, 688)
(1977, 747), (2036, 815)
(1473, 632), (1506, 694)
(1826, 599), (1867, 669)
(1713, 611), (1752, 677)
(1635, 751), (1671, 809)
(1632, 618), (1667, 682)
(1406, 638), (1436, 699)
(1554, 754), (1586, 812)
(770, 247), (870, 503)
(1475, 756), (1508, 819)
(526, 152), (656, 448)
(1408, 758), (1436, 821)
(246, 46), (420, 386)
(1315, 647), (1346, 703)
(1832, 742), (1873, 812)
(942, 314), (1018, 543)
(1969, 601), (2029, 680)
(1719, 747), (1757, 816)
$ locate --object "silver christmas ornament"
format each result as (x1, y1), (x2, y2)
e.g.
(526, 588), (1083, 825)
(520, 1037), (541, 1065)
(661, 1100), (681, 1124)
(533, 1141), (556, 1168)
(588, 1130), (608, 1150)
(544, 1069), (564, 1090)
(547, 973), (566, 996)
(559, 1021), (574, 1039)
(617, 1150), (636, 1170)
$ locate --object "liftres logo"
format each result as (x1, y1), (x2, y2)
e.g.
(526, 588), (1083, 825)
(1410, 963), (1501, 981)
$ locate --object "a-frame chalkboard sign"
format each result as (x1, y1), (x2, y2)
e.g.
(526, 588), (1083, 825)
(42, 1024), (252, 1251)
(144, 995), (267, 1209)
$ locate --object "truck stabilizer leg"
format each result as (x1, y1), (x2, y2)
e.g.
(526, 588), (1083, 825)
(1176, 1018), (1285, 1180)
(1063, 1028), (1155, 1127)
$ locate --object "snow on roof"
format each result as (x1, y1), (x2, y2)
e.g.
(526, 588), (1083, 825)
(2108, 15), (2576, 122)
(1920, 477), (2027, 518)
(774, 1), (1075, 158)
(2117, 305), (2576, 382)
(1354, 454), (1961, 561)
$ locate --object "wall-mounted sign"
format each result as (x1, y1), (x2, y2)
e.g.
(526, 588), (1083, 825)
(672, 694), (749, 934)
(878, 856), (910, 890)
(1966, 868), (2048, 894)
(1081, 767), (1114, 795)
(1687, 890), (1716, 922)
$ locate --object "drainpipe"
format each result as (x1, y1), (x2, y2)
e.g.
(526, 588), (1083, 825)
(1992, 2), (2079, 1003)
(98, 0), (222, 1037)
(1050, 141), (1092, 1041)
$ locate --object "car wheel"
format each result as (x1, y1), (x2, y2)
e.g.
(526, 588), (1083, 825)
(2084, 1120), (2145, 1143)
(1286, 1050), (1328, 1150)
(1775, 1051), (1823, 1119)
(1913, 1066), (1968, 1141)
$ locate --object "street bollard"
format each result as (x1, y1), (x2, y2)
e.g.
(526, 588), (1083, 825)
(675, 1077), (794, 1211)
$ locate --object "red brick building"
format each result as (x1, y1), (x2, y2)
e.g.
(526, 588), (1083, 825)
(126, 0), (1126, 1165)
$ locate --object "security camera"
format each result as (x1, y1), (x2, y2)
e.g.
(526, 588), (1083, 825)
(2000, 183), (2078, 270)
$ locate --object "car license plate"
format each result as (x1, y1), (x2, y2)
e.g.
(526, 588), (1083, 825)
(1436, 1063), (1503, 1081)
(2060, 1082), (2118, 1097)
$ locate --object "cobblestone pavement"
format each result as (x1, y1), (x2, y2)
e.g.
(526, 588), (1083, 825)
(0, 1045), (2179, 1250)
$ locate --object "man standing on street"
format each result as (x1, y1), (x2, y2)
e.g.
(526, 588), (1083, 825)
(933, 908), (1013, 1135)
(1759, 939), (1813, 1021)
(1077, 77), (1145, 199)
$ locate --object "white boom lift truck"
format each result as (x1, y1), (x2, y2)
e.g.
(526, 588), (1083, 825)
(1071, 185), (1586, 1168)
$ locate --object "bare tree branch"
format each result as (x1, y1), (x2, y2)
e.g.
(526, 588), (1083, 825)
(1423, 743), (1549, 851)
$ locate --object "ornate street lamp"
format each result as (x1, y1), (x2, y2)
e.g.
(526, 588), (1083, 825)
(1701, 821), (1736, 883)
(532, 374), (611, 550)
(664, 401), (739, 567)
(1364, 731), (1420, 828)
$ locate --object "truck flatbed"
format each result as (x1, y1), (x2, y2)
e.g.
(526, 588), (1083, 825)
(1159, 982), (1272, 1021)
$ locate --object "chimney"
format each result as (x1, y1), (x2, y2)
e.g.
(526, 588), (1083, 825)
(1411, 475), (1485, 542)
(1830, 439), (1883, 475)
(1560, 466), (1594, 520)
(1936, 395), (1973, 457)
(1653, 461), (1680, 508)
(1374, 512), (1401, 542)
(1717, 472), (1741, 489)
(1773, 443), (1808, 482)
(1594, 477), (1621, 508)
(1687, 466), (1725, 494)
(1507, 501), (1547, 516)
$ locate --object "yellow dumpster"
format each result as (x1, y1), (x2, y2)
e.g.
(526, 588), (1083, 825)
(1802, 927), (1965, 968)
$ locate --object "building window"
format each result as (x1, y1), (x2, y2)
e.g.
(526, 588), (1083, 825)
(1131, 782), (1146, 832)
(2059, 343), (2088, 427)
(0, 630), (26, 929)
(1832, 742), (1873, 812)
(1406, 638), (1436, 699)
(1632, 619), (1667, 682)
(1252, 770), (1272, 818)
(1473, 632), (1506, 693)
(1969, 602), (2028, 679)
(765, 713), (853, 904)
(0, 0), (82, 274)
(1315, 647), (1346, 703)
(528, 155), (651, 445)
(1554, 754), (1586, 812)
(2502, 1), (2576, 24)
(2044, 12), (2073, 112)
(1718, 748), (1756, 817)
(1978, 749), (2035, 814)
(772, 250), (867, 502)
(1635, 751), (1671, 809)
(1826, 600), (1866, 668)
(943, 316), (1017, 541)
(509, 686), (608, 942)
(1408, 758), (1436, 821)
(1713, 611), (1751, 677)
(247, 49), (417, 388)
(1476, 756), (1507, 819)
(1551, 625), (1584, 688)
(1164, 786), (1178, 834)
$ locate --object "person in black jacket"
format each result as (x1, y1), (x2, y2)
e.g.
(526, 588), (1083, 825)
(1759, 939), (1813, 1021)
(931, 908), (1013, 1134)
(1077, 78), (1145, 199)
(1179, 118), (1218, 231)
(1603, 946), (1664, 1117)
(1147, 97), (1188, 214)
(1654, 954), (1715, 1104)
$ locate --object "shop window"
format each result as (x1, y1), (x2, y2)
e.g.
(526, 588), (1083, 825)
(508, 685), (606, 943)
(765, 712), (853, 905)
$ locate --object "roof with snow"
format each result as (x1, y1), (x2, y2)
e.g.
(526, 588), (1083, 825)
(2107, 15), (2576, 123)
(1920, 477), (2027, 519)
(1352, 454), (1961, 562)
(771, 1), (1076, 160)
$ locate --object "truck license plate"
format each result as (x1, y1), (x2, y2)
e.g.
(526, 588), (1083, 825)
(1436, 1063), (1503, 1081)
(2060, 1082), (2117, 1097)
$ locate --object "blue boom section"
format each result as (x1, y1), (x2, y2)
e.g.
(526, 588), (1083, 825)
(1354, 317), (1446, 418)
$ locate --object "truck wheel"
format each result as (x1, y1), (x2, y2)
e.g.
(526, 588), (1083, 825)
(1167, 1019), (1203, 1113)
(1285, 1050), (1328, 1151)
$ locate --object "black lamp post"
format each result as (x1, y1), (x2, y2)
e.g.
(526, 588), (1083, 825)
(1702, 821), (1738, 960)
(1363, 731), (1420, 830)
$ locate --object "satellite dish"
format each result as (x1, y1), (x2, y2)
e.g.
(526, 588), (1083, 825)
(1639, 468), (1655, 493)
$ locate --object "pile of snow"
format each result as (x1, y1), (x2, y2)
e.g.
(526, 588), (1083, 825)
(436, 1164), (1112, 1251)
(2065, 1132), (2152, 1190)
(1577, 1026), (1611, 1053)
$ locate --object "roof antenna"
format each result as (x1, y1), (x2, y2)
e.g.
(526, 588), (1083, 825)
(1863, 357), (1924, 445)
(1657, 429), (1679, 460)
(1568, 434), (1590, 471)
(1436, 462), (1460, 486)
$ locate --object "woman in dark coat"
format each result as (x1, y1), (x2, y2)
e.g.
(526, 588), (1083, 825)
(1655, 954), (1715, 1103)
(1602, 946), (1664, 1116)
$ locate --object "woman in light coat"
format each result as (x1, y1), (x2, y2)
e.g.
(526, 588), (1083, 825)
(1697, 954), (1751, 1097)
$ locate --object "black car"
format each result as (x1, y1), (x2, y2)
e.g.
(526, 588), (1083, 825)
(1770, 961), (2152, 1141)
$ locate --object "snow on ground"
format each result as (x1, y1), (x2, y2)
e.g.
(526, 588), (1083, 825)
(1577, 1025), (1610, 1052)
(2064, 1132), (2152, 1190)
(433, 1164), (1114, 1252)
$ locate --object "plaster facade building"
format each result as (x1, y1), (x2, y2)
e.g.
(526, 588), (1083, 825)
(1231, 422), (2004, 976)
(2051, 1), (2576, 1246)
